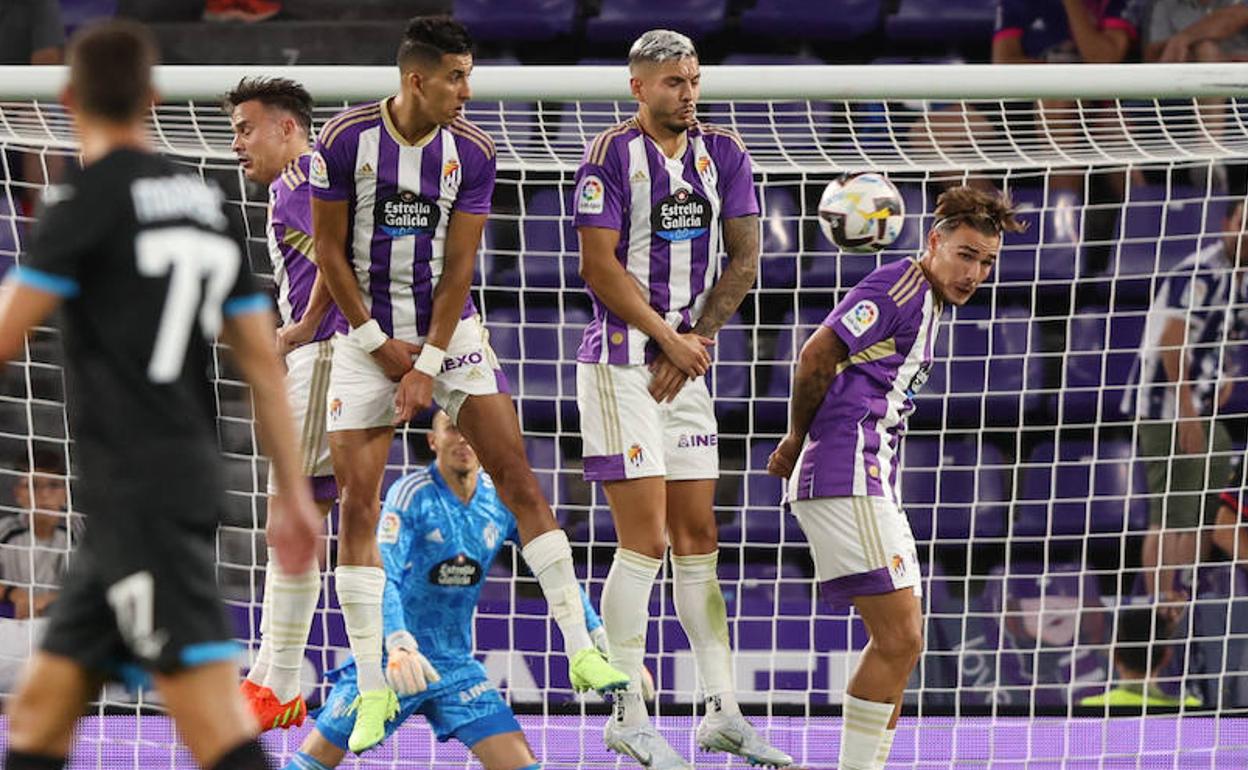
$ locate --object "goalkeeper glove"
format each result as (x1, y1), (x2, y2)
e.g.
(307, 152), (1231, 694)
(590, 626), (656, 701)
(385, 630), (441, 696)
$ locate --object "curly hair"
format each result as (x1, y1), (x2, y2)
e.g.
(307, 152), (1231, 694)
(933, 186), (1028, 236)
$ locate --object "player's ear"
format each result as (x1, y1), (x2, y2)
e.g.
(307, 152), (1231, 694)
(629, 76), (644, 103)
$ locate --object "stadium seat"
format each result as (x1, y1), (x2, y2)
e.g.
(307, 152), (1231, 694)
(759, 186), (800, 288)
(452, 0), (577, 42)
(585, 0), (728, 44)
(1015, 440), (1148, 538)
(519, 186), (579, 290)
(885, 0), (996, 42)
(922, 304), (1046, 426)
(740, 0), (882, 41)
(1061, 307), (1144, 424)
(901, 436), (1009, 543)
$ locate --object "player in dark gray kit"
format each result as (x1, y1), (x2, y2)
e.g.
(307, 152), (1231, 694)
(0, 21), (319, 770)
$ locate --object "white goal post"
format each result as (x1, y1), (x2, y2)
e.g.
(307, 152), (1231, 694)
(1, 63), (1248, 769)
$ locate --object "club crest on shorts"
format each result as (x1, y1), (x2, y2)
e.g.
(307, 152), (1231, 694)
(627, 443), (644, 467)
(890, 553), (906, 578)
(329, 397), (343, 422)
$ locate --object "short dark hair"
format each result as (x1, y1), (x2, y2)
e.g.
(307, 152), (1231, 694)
(396, 16), (473, 71)
(1114, 606), (1173, 675)
(15, 447), (66, 477)
(222, 77), (314, 135)
(933, 186), (1028, 237)
(66, 20), (158, 122)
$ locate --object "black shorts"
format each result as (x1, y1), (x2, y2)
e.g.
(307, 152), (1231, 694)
(40, 445), (236, 679)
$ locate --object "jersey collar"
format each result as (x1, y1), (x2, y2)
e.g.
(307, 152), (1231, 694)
(380, 97), (440, 149)
(428, 463), (481, 508)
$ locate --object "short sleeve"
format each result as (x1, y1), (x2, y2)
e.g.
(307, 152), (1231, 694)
(717, 140), (760, 221)
(274, 159), (314, 236)
(453, 144), (496, 215)
(16, 181), (100, 297)
(572, 141), (627, 232)
(309, 133), (353, 202)
(994, 0), (1028, 38)
(1102, 0), (1138, 39)
(823, 273), (905, 357)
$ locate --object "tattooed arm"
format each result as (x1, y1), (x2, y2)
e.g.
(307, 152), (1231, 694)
(767, 326), (848, 478)
(649, 214), (760, 402)
(693, 215), (760, 337)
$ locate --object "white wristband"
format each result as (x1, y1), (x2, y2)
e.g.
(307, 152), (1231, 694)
(412, 343), (446, 377)
(348, 318), (388, 353)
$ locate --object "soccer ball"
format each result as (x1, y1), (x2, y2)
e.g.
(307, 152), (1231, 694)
(817, 173), (905, 253)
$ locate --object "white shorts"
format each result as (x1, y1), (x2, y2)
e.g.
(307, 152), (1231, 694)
(266, 339), (336, 500)
(327, 315), (508, 432)
(576, 362), (718, 482)
(790, 496), (921, 608)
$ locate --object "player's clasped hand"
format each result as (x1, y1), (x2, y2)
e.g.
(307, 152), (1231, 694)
(276, 318), (316, 358)
(394, 367), (434, 425)
(386, 631), (441, 696)
(767, 433), (803, 479)
(372, 337), (423, 382)
(659, 331), (713, 379)
(648, 352), (688, 403)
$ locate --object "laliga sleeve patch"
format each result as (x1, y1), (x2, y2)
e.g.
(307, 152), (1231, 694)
(577, 174), (605, 215)
(378, 511), (401, 544)
(841, 299), (879, 338)
(309, 151), (330, 189)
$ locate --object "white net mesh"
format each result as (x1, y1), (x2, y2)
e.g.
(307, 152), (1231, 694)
(1, 66), (1248, 768)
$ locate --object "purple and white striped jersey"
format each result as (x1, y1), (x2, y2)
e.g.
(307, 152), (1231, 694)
(267, 152), (346, 341)
(309, 100), (496, 342)
(787, 258), (944, 504)
(572, 119), (759, 364)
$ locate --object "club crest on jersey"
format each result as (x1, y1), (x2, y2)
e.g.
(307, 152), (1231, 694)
(652, 188), (711, 242)
(309, 151), (330, 189)
(627, 443), (644, 467)
(429, 553), (483, 587)
(483, 521), (500, 550)
(377, 190), (441, 238)
(378, 512), (401, 544)
(841, 299), (879, 338)
(696, 155), (711, 174)
(578, 174), (605, 215)
(442, 159), (460, 178)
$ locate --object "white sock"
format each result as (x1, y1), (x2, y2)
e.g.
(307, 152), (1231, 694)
(840, 695), (895, 770)
(602, 548), (662, 694)
(521, 529), (593, 655)
(611, 689), (649, 728)
(262, 548), (321, 702)
(247, 547), (277, 685)
(672, 551), (739, 718)
(335, 565), (386, 692)
(875, 727), (896, 769)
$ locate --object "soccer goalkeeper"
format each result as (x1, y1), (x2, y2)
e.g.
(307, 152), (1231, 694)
(284, 410), (634, 769)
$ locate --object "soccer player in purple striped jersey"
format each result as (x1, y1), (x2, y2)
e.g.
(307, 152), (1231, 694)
(573, 29), (789, 770)
(224, 77), (347, 733)
(309, 16), (626, 753)
(768, 187), (1026, 770)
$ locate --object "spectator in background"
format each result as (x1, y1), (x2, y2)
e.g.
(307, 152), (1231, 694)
(992, 1), (1139, 274)
(1079, 606), (1202, 707)
(203, 0), (282, 23)
(0, 448), (73, 620)
(1125, 197), (1248, 607)
(1135, 0), (1248, 62)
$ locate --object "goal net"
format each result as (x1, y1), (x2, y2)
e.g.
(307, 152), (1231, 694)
(1, 63), (1247, 768)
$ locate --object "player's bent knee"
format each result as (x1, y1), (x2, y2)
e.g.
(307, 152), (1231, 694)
(874, 624), (924, 665)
